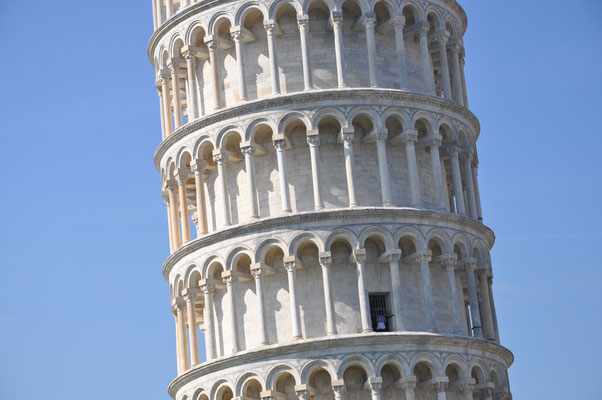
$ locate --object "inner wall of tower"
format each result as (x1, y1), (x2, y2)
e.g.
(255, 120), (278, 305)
(149, 0), (513, 399)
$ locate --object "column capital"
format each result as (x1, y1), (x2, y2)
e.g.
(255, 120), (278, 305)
(477, 267), (492, 279)
(415, 19), (430, 36)
(434, 380), (449, 393)
(332, 384), (345, 399)
(168, 59), (182, 73)
(448, 39), (462, 52)
(175, 297), (187, 310)
(175, 168), (189, 185)
(331, 10), (344, 26)
(297, 14), (310, 29)
(415, 251), (432, 264)
(164, 178), (178, 191)
(375, 129), (388, 142)
(264, 20), (279, 35)
(353, 248), (367, 263)
(182, 50), (195, 62)
(273, 139), (287, 151)
(240, 144), (256, 156)
(362, 16), (376, 29)
(400, 129), (418, 143)
(391, 15), (406, 28)
(461, 149), (474, 163)
(307, 134), (320, 146)
(397, 376), (417, 390)
(440, 253), (458, 268)
(212, 148), (228, 163)
(190, 159), (205, 173)
(295, 389), (309, 400)
(342, 131), (354, 145)
(283, 256), (302, 272)
(426, 134), (443, 148)
(463, 257), (478, 271)
(183, 288), (201, 303)
(319, 251), (333, 268)
(459, 382), (475, 394)
(221, 270), (239, 285)
(200, 280), (215, 294)
(447, 145), (461, 156)
(435, 32), (451, 45)
(383, 249), (402, 263)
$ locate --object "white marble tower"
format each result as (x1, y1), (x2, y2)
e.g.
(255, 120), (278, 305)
(148, 0), (513, 399)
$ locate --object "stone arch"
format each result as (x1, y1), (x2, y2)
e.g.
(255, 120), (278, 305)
(255, 237), (288, 263)
(235, 373), (265, 398)
(186, 21), (209, 46)
(358, 226), (394, 251)
(278, 112), (312, 136)
(245, 117), (278, 142)
(382, 108), (412, 133)
(202, 254), (227, 280)
(269, 0), (304, 20)
(337, 354), (375, 379)
(173, 273), (185, 297)
(425, 6), (443, 32)
(410, 353), (442, 377)
(184, 264), (203, 289)
(375, 354), (410, 377)
(192, 387), (210, 400)
(289, 232), (325, 257)
(169, 34), (186, 59)
(226, 246), (256, 269)
(300, 359), (337, 383)
(324, 228), (359, 251)
(302, 0), (335, 15)
(400, 0), (424, 23)
(176, 148), (194, 169)
(425, 229), (452, 255)
(211, 379), (235, 400)
(216, 125), (245, 150)
(208, 11), (235, 35)
(394, 226), (426, 254)
(311, 107), (348, 130)
(193, 135), (217, 160)
(159, 45), (169, 68)
(348, 106), (383, 132)
(451, 233), (472, 259)
(469, 360), (488, 384)
(412, 111), (437, 135)
(443, 355), (469, 379)
(489, 363), (505, 388)
(266, 363), (301, 390)
(235, 2), (269, 25)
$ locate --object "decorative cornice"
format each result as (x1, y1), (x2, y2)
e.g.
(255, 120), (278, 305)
(161, 208), (495, 280)
(153, 88), (481, 170)
(167, 331), (512, 397)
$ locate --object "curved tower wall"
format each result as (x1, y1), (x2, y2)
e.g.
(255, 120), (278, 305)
(148, 0), (513, 399)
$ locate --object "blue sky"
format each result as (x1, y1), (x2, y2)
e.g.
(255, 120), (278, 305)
(0, 0), (601, 399)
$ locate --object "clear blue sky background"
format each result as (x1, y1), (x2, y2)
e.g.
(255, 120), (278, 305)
(0, 1), (601, 399)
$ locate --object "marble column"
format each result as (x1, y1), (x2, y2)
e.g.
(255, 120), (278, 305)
(333, 385), (346, 400)
(297, 15), (313, 91)
(464, 259), (483, 338)
(319, 252), (337, 335)
(156, 84), (167, 139)
(283, 257), (302, 340)
(462, 152), (478, 220)
(428, 135), (444, 208)
(230, 28), (248, 101)
(375, 130), (393, 206)
(459, 383), (475, 400)
(363, 16), (378, 87)
(274, 139), (292, 213)
(416, 251), (437, 332)
(441, 254), (463, 334)
(173, 309), (182, 374)
(436, 35), (452, 99)
(367, 379), (382, 400)
(205, 38), (222, 109)
(166, 180), (182, 249)
(331, 11), (346, 88)
(201, 282), (217, 360)
(385, 250), (404, 330)
(488, 275), (500, 343)
(265, 21), (281, 95)
(169, 61), (183, 128)
(223, 272), (240, 353)
(241, 144), (259, 219)
(354, 249), (373, 332)
(212, 149), (231, 227)
(175, 300), (190, 372)
(307, 133), (324, 210)
(183, 50), (198, 120)
(401, 130), (421, 206)
(434, 381), (448, 400)
(342, 130), (359, 207)
(417, 22), (435, 94)
(191, 160), (208, 234)
(448, 41), (465, 106)
(399, 377), (416, 400)
(165, 0), (173, 19)
(163, 191), (174, 252)
(392, 16), (408, 89)
(251, 264), (269, 345)
(155, 0), (164, 26)
(472, 161), (483, 221)
(459, 47), (469, 108)
(159, 74), (173, 135)
(184, 291), (200, 366)
(176, 170), (191, 244)
(448, 146), (466, 216)
(478, 269), (495, 340)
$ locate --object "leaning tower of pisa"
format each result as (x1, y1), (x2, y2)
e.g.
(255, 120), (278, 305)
(148, 0), (513, 399)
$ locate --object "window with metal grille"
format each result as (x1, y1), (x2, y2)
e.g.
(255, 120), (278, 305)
(369, 294), (390, 332)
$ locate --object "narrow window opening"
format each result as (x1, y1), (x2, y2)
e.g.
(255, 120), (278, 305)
(369, 294), (390, 332)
